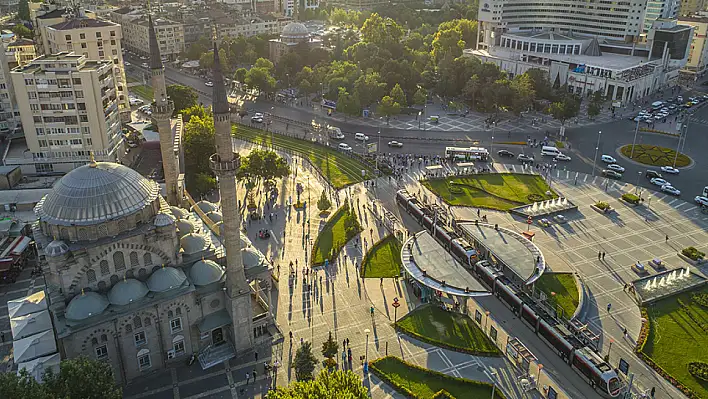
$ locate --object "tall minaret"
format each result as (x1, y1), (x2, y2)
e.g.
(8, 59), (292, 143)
(148, 14), (179, 205)
(208, 43), (253, 351)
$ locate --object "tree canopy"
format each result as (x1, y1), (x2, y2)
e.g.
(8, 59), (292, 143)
(294, 341), (318, 381)
(167, 84), (199, 115)
(237, 149), (290, 185)
(18, 0), (30, 21)
(183, 110), (217, 197)
(267, 370), (368, 399)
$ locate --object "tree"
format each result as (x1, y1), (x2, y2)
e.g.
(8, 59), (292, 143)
(18, 0), (30, 21)
(254, 57), (275, 73)
(0, 357), (122, 399)
(548, 95), (580, 126)
(317, 191), (332, 212)
(431, 28), (464, 63)
(321, 331), (339, 359)
(167, 85), (199, 114)
(183, 114), (216, 198)
(238, 149), (290, 186)
(294, 341), (318, 381)
(336, 88), (360, 116)
(524, 68), (553, 101)
(297, 79), (313, 102)
(234, 68), (247, 84)
(199, 51), (214, 71)
(267, 370), (368, 399)
(245, 67), (276, 95)
(353, 71), (386, 108)
(390, 83), (407, 108)
(181, 104), (210, 123)
(413, 87), (427, 107)
(509, 73), (535, 115)
(378, 95), (401, 118)
(587, 101), (601, 119)
(11, 24), (32, 39)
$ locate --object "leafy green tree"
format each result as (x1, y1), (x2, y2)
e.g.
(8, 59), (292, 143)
(463, 75), (480, 109)
(254, 57), (275, 73)
(294, 341), (318, 381)
(509, 73), (535, 115)
(413, 87), (427, 106)
(390, 83), (407, 108)
(297, 79), (313, 102)
(587, 101), (601, 119)
(353, 71), (386, 108)
(245, 67), (276, 95)
(183, 114), (216, 197)
(11, 24), (32, 39)
(268, 370), (368, 398)
(42, 357), (122, 399)
(234, 68), (247, 83)
(438, 19), (478, 50)
(18, 0), (30, 21)
(548, 95), (580, 126)
(524, 68), (554, 101)
(0, 369), (49, 399)
(199, 51), (214, 70)
(167, 85), (198, 114)
(181, 104), (210, 123)
(321, 332), (339, 359)
(336, 88), (360, 116)
(191, 173), (217, 196)
(378, 95), (401, 117)
(360, 13), (404, 55)
(317, 191), (332, 211)
(238, 149), (290, 186)
(431, 28), (464, 63)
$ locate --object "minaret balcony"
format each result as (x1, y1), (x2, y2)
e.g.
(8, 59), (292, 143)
(151, 99), (174, 117)
(210, 153), (241, 175)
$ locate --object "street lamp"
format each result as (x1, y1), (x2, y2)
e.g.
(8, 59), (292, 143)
(607, 338), (614, 361)
(490, 135), (494, 164)
(591, 130), (602, 176)
(364, 328), (371, 370)
(635, 171), (642, 194)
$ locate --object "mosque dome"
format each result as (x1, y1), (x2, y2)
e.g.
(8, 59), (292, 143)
(281, 22), (309, 39)
(180, 233), (209, 255)
(147, 266), (187, 292)
(192, 201), (217, 214)
(65, 291), (109, 321)
(154, 212), (176, 227)
(242, 246), (266, 269)
(107, 279), (149, 306)
(176, 219), (197, 237)
(35, 162), (159, 227)
(189, 259), (225, 286)
(205, 211), (222, 223)
(170, 206), (190, 220)
(44, 239), (69, 257)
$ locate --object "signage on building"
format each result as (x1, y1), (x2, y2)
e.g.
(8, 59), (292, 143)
(482, 2), (491, 12)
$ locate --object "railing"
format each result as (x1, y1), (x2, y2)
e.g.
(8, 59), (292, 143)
(184, 190), (221, 238)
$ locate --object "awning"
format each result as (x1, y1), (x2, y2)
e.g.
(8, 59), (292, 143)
(17, 353), (60, 383)
(11, 309), (52, 340)
(197, 309), (231, 333)
(8, 291), (47, 319)
(13, 330), (57, 363)
(10, 236), (31, 256)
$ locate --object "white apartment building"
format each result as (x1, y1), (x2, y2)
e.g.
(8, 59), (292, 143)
(44, 18), (130, 119)
(678, 15), (708, 77)
(644, 0), (681, 32)
(0, 49), (19, 136)
(122, 16), (184, 60)
(216, 15), (291, 38)
(9, 53), (124, 174)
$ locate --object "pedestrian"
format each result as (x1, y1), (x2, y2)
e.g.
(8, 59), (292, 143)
(289, 331), (293, 341)
(598, 251), (601, 260)
(607, 303), (612, 313)
(253, 370), (257, 380)
(623, 284), (627, 292)
(602, 252), (605, 260)
(343, 339), (346, 348)
(380, 277), (383, 286)
(255, 351), (258, 361)
(346, 338), (350, 346)
(623, 327), (628, 338)
(665, 234), (669, 242)
(245, 373), (250, 384)
(300, 337), (304, 345)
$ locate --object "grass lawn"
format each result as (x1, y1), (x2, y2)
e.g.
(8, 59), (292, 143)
(535, 273), (579, 319)
(640, 287), (708, 398)
(131, 85), (154, 101)
(232, 125), (373, 188)
(395, 304), (500, 356)
(370, 356), (505, 399)
(311, 203), (361, 266)
(620, 144), (691, 168)
(362, 235), (402, 278)
(422, 173), (556, 211)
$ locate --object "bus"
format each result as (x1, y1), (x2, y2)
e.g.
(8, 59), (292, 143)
(445, 147), (489, 161)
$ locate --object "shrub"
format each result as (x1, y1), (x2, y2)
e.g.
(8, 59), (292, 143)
(682, 247), (705, 261)
(528, 193), (544, 202)
(688, 362), (708, 382)
(622, 193), (640, 205)
(317, 191), (332, 212)
(595, 201), (610, 210)
(693, 293), (708, 308)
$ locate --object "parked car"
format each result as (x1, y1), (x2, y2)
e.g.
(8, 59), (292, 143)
(650, 177), (669, 186)
(355, 132), (369, 141)
(141, 62), (148, 68)
(602, 170), (622, 179)
(661, 184), (681, 196)
(695, 196), (708, 206)
(338, 143), (352, 151)
(387, 140), (403, 148)
(555, 153), (571, 161)
(660, 166), (679, 174)
(601, 155), (616, 163)
(205, 81), (214, 87)
(646, 170), (662, 179)
(497, 149), (515, 158)
(607, 164), (625, 173)
(251, 112), (264, 123)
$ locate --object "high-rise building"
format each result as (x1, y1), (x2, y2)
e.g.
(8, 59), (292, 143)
(0, 48), (19, 136)
(121, 16), (184, 60)
(644, 0), (681, 32)
(43, 18), (130, 121)
(678, 16), (708, 76)
(9, 53), (124, 174)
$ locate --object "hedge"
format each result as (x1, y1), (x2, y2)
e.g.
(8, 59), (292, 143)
(688, 362), (708, 382)
(595, 201), (610, 210)
(621, 193), (640, 205)
(682, 247), (705, 261)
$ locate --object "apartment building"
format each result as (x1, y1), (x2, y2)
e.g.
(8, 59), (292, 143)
(9, 53), (124, 174)
(34, 7), (71, 56)
(7, 38), (37, 66)
(122, 16), (184, 60)
(644, 0), (681, 32)
(0, 49), (19, 136)
(44, 18), (130, 119)
(678, 16), (708, 76)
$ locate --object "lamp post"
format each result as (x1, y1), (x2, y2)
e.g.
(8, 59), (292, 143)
(364, 328), (371, 371)
(490, 135), (494, 164)
(592, 130), (602, 176)
(630, 118), (640, 159)
(607, 338), (614, 361)
(635, 171), (642, 194)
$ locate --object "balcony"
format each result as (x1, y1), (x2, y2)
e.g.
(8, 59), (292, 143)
(209, 153), (240, 175)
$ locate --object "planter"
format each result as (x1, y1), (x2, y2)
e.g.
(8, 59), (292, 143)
(590, 204), (612, 214)
(618, 197), (639, 207)
(678, 252), (705, 266)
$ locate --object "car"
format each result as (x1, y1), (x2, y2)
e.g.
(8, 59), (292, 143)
(124, 61), (131, 66)
(387, 140), (403, 148)
(517, 153), (534, 162)
(354, 133), (369, 141)
(661, 184), (681, 196)
(126, 141), (139, 148)
(129, 98), (144, 106)
(660, 166), (679, 174)
(251, 116), (263, 123)
(650, 177), (668, 186)
(646, 170), (662, 179)
(695, 196), (708, 206)
(205, 81), (213, 87)
(601, 155), (616, 163)
(497, 149), (515, 158)
(607, 163), (625, 173)
(141, 62), (148, 68)
(602, 169), (622, 179)
(555, 153), (571, 161)
(553, 214), (568, 224)
(338, 143), (352, 151)
(538, 218), (552, 227)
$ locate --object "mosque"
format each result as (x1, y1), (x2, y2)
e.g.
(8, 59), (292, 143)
(10, 16), (280, 384)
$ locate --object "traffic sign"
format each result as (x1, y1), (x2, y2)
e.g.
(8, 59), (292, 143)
(392, 302), (401, 308)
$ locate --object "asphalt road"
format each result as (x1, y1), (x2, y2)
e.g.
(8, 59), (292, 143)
(125, 58), (707, 202)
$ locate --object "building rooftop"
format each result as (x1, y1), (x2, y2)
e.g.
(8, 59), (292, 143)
(8, 38), (34, 47)
(112, 6), (133, 15)
(49, 18), (117, 30)
(36, 8), (67, 20)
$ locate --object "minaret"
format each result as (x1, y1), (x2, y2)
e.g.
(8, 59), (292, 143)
(148, 14), (179, 205)
(208, 42), (253, 351)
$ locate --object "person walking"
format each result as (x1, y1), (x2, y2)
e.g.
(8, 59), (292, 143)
(598, 251), (602, 260)
(245, 373), (250, 384)
(602, 252), (606, 260)
(665, 234), (669, 242)
(607, 303), (612, 313)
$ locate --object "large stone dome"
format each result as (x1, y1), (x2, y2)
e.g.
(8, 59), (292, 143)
(147, 266), (187, 292)
(108, 278), (149, 306)
(36, 162), (160, 227)
(281, 22), (309, 39)
(189, 259), (224, 286)
(66, 291), (109, 321)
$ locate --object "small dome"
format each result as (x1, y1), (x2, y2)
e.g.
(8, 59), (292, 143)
(189, 259), (225, 286)
(45, 240), (69, 257)
(154, 212), (176, 227)
(176, 219), (196, 237)
(192, 201), (217, 214)
(205, 211), (222, 223)
(281, 22), (309, 38)
(242, 246), (266, 269)
(108, 279), (149, 306)
(170, 206), (190, 220)
(66, 291), (109, 321)
(147, 266), (187, 292)
(180, 233), (209, 255)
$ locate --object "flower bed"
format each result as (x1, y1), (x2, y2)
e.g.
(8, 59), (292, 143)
(591, 201), (612, 214)
(682, 247), (705, 262)
(688, 362), (708, 382)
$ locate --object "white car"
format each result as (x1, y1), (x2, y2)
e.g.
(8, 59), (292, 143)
(129, 98), (144, 106)
(338, 143), (352, 151)
(387, 140), (403, 148)
(695, 196), (708, 206)
(661, 184), (681, 196)
(141, 62), (148, 68)
(661, 166), (680, 174)
(124, 61), (131, 66)
(354, 133), (369, 141)
(205, 81), (214, 87)
(601, 155), (616, 163)
(650, 177), (669, 187)
(607, 164), (625, 173)
(555, 153), (571, 161)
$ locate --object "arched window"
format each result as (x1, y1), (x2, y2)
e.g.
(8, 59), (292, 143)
(125, 269), (134, 279)
(91, 337), (98, 345)
(97, 281), (107, 292)
(143, 253), (152, 266)
(101, 334), (108, 342)
(86, 269), (96, 283)
(78, 228), (88, 241)
(138, 268), (147, 279)
(130, 252), (139, 268)
(144, 317), (151, 326)
(113, 252), (125, 271)
(175, 307), (182, 316)
(98, 224), (109, 238)
(168, 310), (173, 319)
(60, 228), (69, 240)
(100, 260), (109, 275)
(133, 316), (142, 329)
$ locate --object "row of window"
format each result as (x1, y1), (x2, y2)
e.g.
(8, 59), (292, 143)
(36, 127), (89, 135)
(33, 115), (89, 124)
(86, 252), (153, 282)
(24, 78), (82, 86)
(63, 31), (116, 41)
(38, 138), (87, 148)
(30, 90), (84, 99)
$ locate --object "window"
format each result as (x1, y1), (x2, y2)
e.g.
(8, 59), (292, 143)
(138, 352), (151, 370)
(143, 252), (152, 266)
(65, 34), (72, 41)
(80, 115), (88, 122)
(490, 326), (498, 343)
(30, 104), (39, 111)
(173, 337), (185, 356)
(81, 43), (87, 49)
(111, 39), (116, 45)
(79, 33), (85, 40)
(170, 317), (182, 333)
(77, 103), (86, 110)
(96, 32), (102, 38)
(86, 269), (96, 283)
(75, 90), (84, 98)
(72, 78), (82, 85)
(100, 260), (109, 275)
(24, 78), (34, 85)
(98, 50), (104, 57)
(113, 252), (125, 271)
(134, 331), (146, 346)
(130, 251), (139, 267)
(38, 140), (48, 148)
(95, 345), (108, 359)
(474, 309), (482, 324)
(82, 127), (90, 135)
(36, 128), (44, 136)
(86, 138), (92, 145)
(110, 30), (116, 37)
(28, 92), (37, 99)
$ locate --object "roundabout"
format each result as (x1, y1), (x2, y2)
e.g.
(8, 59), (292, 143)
(618, 144), (692, 168)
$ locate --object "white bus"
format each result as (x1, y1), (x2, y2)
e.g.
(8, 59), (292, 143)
(541, 146), (561, 156)
(445, 146), (489, 161)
